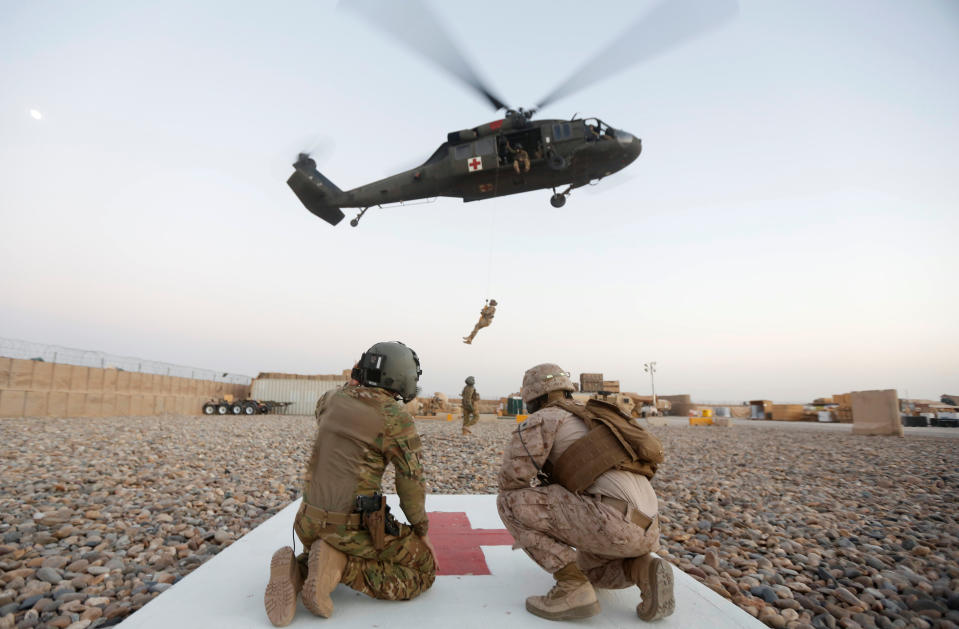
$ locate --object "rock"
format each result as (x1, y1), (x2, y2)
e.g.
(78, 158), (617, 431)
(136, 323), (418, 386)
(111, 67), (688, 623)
(212, 530), (232, 544)
(865, 557), (888, 571)
(35, 567), (62, 584)
(834, 587), (866, 608)
(80, 606), (103, 621)
(59, 599), (84, 614)
(65, 560), (88, 574)
(813, 613), (836, 629)
(102, 602), (128, 619)
(760, 608), (787, 629)
(40, 557), (69, 570)
(705, 550), (720, 570)
(32, 598), (57, 613)
(752, 585), (779, 603)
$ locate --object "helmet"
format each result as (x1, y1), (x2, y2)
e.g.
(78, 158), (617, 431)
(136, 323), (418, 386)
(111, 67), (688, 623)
(352, 341), (422, 403)
(465, 376), (475, 385)
(489, 299), (498, 306)
(521, 363), (574, 403)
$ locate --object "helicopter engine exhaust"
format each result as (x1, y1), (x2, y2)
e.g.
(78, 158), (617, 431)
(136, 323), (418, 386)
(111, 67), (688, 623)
(287, 153), (346, 226)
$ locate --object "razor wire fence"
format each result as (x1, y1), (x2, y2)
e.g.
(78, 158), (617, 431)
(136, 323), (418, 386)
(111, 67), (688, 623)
(0, 337), (251, 385)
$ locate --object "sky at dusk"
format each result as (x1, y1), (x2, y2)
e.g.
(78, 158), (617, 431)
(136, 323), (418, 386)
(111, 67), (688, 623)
(2, 0), (957, 402)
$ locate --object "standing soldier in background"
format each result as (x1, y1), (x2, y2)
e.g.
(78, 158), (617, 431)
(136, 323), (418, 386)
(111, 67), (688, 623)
(461, 376), (480, 435)
(463, 299), (497, 344)
(430, 392), (448, 415)
(497, 363), (673, 622)
(264, 341), (436, 626)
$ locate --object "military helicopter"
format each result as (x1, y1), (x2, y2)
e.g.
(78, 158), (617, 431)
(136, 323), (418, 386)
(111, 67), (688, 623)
(288, 0), (736, 227)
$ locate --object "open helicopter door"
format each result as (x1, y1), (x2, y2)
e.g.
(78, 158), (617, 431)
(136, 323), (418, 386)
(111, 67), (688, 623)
(456, 135), (500, 201)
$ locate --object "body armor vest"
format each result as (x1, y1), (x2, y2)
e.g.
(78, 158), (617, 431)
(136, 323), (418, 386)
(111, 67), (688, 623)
(547, 398), (664, 493)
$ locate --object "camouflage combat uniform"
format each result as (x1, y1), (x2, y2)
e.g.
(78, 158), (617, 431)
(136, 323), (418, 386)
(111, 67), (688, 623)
(497, 405), (661, 589)
(295, 385), (435, 600)
(461, 383), (480, 428)
(463, 302), (496, 344)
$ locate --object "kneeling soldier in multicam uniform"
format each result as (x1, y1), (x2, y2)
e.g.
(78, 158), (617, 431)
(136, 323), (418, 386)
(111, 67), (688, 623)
(264, 341), (437, 626)
(497, 363), (674, 622)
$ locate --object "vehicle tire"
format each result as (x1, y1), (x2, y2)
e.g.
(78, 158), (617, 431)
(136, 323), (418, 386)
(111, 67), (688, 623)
(547, 152), (568, 170)
(231, 404), (242, 415)
(217, 404), (228, 415)
(243, 404), (255, 415)
(258, 405), (269, 414)
(203, 404), (215, 415)
(550, 194), (566, 208)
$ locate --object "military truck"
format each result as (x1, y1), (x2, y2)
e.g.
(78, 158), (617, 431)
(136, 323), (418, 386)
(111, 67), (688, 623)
(201, 394), (290, 416)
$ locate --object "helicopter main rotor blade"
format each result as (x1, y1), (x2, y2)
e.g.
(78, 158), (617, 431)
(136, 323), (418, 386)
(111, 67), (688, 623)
(341, 0), (508, 111)
(536, 0), (738, 110)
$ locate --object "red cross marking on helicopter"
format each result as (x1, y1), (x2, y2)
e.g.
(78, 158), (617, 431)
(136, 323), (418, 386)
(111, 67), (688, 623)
(468, 157), (482, 172)
(426, 511), (513, 575)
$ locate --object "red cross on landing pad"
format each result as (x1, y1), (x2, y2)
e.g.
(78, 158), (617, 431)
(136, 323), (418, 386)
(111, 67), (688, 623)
(426, 512), (513, 576)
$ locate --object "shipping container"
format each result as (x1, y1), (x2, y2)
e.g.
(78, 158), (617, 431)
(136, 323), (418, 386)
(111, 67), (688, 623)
(250, 374), (348, 415)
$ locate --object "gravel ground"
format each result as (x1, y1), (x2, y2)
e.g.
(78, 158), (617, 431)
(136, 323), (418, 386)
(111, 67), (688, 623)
(0, 415), (956, 629)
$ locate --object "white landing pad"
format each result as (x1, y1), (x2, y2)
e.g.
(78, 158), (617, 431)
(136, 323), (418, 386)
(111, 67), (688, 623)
(122, 495), (766, 629)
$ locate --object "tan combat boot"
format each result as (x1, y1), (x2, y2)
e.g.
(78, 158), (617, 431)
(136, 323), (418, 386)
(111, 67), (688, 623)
(525, 562), (600, 621)
(626, 553), (675, 621)
(301, 539), (348, 618)
(264, 546), (302, 627)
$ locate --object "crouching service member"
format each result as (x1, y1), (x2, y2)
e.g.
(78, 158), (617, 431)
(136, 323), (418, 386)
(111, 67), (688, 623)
(264, 341), (436, 626)
(497, 363), (674, 622)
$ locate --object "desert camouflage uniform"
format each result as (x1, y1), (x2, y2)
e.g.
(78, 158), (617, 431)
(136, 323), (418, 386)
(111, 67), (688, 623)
(461, 383), (480, 428)
(295, 385), (435, 600)
(464, 303), (496, 343)
(497, 406), (661, 589)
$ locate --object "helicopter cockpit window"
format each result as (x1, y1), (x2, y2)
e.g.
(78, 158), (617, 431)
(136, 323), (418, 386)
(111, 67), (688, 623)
(551, 123), (573, 141)
(585, 118), (612, 141)
(474, 136), (495, 155)
(453, 144), (472, 160)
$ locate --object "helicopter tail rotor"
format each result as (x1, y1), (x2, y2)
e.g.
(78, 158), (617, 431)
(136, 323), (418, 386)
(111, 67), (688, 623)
(287, 154), (346, 226)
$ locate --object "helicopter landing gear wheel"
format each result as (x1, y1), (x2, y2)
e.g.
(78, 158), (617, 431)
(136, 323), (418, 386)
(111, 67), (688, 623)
(350, 207), (370, 227)
(550, 185), (573, 208)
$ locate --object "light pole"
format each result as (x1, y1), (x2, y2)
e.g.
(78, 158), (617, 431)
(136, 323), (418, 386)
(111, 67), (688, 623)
(643, 362), (657, 410)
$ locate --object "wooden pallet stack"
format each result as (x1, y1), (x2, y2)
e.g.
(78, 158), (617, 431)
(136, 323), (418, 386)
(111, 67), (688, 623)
(579, 373), (603, 393)
(833, 393), (853, 423)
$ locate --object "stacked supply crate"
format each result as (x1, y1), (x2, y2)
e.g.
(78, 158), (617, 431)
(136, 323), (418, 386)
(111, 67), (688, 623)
(579, 373), (603, 393)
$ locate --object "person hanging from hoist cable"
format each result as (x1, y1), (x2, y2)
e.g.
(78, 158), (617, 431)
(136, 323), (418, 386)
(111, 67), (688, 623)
(463, 299), (497, 344)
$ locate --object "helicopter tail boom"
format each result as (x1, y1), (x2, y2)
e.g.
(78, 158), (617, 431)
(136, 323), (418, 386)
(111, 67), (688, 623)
(287, 154), (346, 225)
